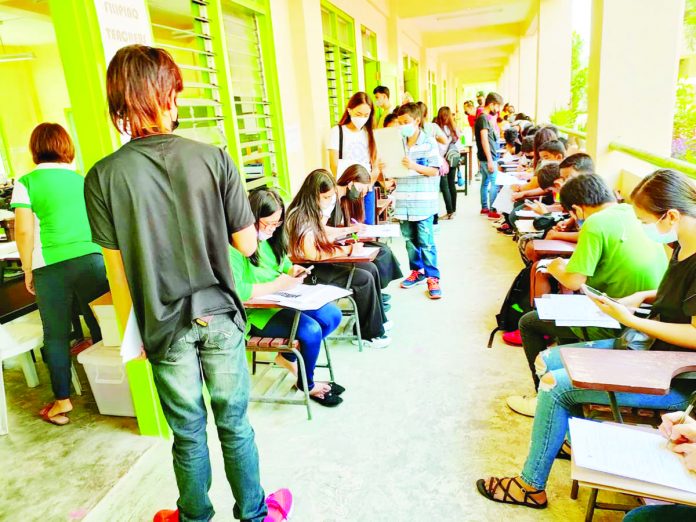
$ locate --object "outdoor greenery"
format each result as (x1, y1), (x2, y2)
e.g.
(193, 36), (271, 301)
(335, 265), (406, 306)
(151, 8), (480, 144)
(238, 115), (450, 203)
(673, 0), (696, 162)
(550, 31), (588, 130)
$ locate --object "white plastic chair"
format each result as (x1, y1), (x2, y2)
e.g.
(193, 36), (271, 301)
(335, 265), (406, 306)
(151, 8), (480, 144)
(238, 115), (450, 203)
(0, 315), (83, 435)
(0, 322), (42, 435)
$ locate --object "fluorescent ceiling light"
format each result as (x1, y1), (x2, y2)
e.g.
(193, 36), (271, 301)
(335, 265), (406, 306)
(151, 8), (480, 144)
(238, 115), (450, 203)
(0, 52), (35, 63)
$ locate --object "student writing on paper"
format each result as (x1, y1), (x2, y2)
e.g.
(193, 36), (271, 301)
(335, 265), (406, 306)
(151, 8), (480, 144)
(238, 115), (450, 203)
(477, 169), (696, 511)
(330, 165), (403, 296)
(508, 174), (668, 416)
(286, 169), (392, 349)
(229, 189), (344, 408)
(327, 92), (383, 225)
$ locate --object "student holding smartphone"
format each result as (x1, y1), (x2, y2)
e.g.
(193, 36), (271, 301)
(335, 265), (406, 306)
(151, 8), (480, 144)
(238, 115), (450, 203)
(229, 188), (346, 407)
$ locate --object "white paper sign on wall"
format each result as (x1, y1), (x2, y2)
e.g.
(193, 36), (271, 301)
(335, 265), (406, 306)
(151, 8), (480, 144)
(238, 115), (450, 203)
(93, 0), (154, 65)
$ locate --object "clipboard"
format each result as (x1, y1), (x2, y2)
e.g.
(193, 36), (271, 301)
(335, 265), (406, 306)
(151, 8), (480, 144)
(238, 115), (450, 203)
(374, 127), (413, 178)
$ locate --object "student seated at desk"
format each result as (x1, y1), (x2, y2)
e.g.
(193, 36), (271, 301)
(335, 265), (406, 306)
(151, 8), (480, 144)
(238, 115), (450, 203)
(624, 412), (696, 521)
(330, 164), (403, 297)
(477, 168), (696, 510)
(511, 135), (564, 203)
(229, 189), (344, 407)
(286, 169), (392, 349)
(507, 173), (668, 417)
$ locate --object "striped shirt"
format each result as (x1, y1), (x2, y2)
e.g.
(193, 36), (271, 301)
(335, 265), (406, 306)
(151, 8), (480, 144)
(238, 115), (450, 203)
(393, 130), (442, 221)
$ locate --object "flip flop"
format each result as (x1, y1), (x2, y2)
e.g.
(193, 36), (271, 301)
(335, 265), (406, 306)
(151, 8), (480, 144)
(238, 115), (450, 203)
(309, 392), (343, 407)
(39, 402), (70, 426)
(329, 382), (345, 396)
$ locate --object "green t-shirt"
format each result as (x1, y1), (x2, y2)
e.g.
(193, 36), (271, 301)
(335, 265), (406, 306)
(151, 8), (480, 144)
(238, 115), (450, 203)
(10, 164), (101, 269)
(566, 204), (667, 298)
(229, 241), (293, 331)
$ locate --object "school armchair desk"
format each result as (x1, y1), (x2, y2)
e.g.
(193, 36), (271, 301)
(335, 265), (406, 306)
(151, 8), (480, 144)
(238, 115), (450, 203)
(531, 239), (577, 258)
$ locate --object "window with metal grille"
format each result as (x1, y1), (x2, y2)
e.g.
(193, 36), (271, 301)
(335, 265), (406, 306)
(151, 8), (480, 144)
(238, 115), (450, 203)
(321, 2), (357, 127)
(148, 0), (226, 147)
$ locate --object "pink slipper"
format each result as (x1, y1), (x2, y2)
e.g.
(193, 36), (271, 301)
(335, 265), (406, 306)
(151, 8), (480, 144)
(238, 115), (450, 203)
(502, 330), (523, 346)
(264, 488), (293, 521)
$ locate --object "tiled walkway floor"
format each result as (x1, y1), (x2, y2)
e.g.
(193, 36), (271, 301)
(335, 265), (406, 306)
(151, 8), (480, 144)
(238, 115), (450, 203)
(2, 190), (629, 521)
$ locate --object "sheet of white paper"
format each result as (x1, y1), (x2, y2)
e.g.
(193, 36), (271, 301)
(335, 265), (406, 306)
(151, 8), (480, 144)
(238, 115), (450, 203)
(495, 172), (525, 186)
(515, 220), (538, 234)
(570, 418), (696, 494)
(255, 284), (352, 311)
(357, 224), (401, 238)
(374, 127), (411, 178)
(492, 185), (514, 214)
(120, 308), (144, 363)
(351, 246), (380, 258)
(535, 294), (621, 328)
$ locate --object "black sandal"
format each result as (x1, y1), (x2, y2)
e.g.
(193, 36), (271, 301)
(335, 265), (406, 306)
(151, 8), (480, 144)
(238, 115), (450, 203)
(309, 392), (343, 407)
(556, 441), (572, 460)
(476, 477), (548, 509)
(329, 382), (345, 396)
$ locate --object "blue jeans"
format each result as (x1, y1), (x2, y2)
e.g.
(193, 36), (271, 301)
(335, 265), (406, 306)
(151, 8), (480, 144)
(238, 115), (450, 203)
(520, 341), (696, 490)
(479, 161), (499, 210)
(623, 505), (696, 521)
(33, 253), (109, 399)
(399, 216), (440, 279)
(249, 304), (342, 391)
(150, 314), (266, 522)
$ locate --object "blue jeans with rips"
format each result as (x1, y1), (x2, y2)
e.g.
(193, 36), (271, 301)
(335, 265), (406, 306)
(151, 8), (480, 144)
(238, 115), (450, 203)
(519, 341), (696, 491)
(479, 161), (499, 211)
(150, 313), (267, 522)
(399, 216), (440, 279)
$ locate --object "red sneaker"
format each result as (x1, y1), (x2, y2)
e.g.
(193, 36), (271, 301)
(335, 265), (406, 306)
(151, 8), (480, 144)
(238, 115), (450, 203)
(502, 330), (523, 346)
(487, 211), (502, 219)
(480, 209), (490, 215)
(264, 488), (293, 521)
(153, 510), (179, 522)
(426, 277), (442, 299)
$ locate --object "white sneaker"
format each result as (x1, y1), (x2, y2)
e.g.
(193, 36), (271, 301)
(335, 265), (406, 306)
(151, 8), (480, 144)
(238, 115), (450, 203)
(352, 335), (392, 349)
(506, 395), (537, 417)
(383, 320), (394, 332)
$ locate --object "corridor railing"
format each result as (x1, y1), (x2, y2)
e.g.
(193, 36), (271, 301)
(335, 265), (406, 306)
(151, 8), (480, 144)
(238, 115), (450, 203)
(555, 126), (696, 180)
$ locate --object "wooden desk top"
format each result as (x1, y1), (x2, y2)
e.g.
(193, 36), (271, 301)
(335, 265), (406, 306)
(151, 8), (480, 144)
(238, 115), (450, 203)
(290, 247), (379, 265)
(560, 347), (696, 395)
(532, 239), (577, 257)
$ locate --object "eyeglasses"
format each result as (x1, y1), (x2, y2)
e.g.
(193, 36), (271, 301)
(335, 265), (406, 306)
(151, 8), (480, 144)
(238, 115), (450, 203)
(259, 219), (283, 229)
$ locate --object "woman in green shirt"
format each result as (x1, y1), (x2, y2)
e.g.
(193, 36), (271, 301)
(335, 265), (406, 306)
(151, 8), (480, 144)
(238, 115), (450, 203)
(229, 188), (345, 407)
(11, 123), (109, 426)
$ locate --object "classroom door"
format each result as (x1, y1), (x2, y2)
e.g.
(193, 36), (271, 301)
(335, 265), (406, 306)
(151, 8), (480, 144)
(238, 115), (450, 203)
(364, 60), (380, 101)
(404, 65), (420, 102)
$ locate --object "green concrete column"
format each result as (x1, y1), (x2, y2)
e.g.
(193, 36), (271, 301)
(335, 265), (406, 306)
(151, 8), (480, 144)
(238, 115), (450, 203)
(51, 0), (169, 438)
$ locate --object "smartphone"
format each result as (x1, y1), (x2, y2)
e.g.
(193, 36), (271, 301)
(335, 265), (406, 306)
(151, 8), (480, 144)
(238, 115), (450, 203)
(581, 284), (618, 303)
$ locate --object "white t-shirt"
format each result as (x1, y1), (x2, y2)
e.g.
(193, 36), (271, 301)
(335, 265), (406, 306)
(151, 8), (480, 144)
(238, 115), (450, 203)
(424, 122), (449, 156)
(328, 125), (371, 176)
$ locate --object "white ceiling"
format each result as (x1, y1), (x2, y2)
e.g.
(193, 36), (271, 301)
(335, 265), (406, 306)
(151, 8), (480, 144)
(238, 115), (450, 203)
(0, 4), (54, 47)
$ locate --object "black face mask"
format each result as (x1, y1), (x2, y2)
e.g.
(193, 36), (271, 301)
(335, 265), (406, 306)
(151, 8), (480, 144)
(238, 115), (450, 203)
(347, 184), (361, 201)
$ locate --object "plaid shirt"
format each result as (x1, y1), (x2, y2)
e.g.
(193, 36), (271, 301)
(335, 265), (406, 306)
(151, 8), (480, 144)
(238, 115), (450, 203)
(393, 130), (442, 221)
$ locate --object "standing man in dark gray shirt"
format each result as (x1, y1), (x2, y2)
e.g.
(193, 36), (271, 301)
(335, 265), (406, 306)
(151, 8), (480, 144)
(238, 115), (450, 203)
(84, 45), (292, 522)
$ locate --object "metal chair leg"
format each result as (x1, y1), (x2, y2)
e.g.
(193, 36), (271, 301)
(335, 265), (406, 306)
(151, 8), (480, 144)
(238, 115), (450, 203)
(322, 339), (335, 382)
(71, 362), (82, 396)
(585, 488), (598, 522)
(292, 348), (312, 421)
(347, 296), (363, 352)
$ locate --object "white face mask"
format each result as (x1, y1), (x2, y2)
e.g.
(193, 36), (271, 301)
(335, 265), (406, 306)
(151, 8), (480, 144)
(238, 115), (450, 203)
(321, 195), (337, 217)
(351, 115), (369, 130)
(257, 229), (273, 241)
(642, 216), (679, 244)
